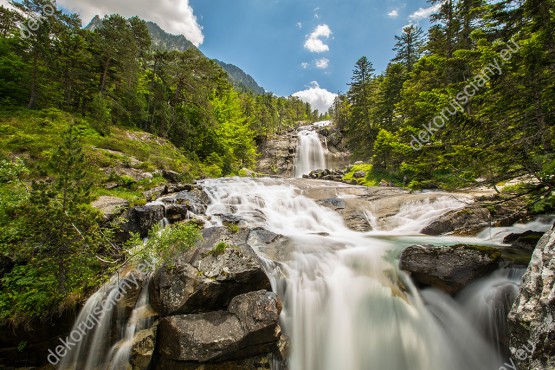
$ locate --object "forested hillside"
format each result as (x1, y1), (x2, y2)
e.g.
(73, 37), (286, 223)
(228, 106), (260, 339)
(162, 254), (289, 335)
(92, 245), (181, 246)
(331, 0), (554, 212)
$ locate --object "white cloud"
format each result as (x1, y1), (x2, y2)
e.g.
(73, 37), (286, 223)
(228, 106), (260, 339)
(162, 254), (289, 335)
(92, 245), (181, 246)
(57, 0), (204, 46)
(296, 22), (303, 29)
(315, 57), (329, 69)
(304, 24), (332, 53)
(409, 3), (443, 22)
(388, 9), (399, 18)
(293, 81), (337, 113)
(301, 62), (309, 69)
(314, 7), (320, 19)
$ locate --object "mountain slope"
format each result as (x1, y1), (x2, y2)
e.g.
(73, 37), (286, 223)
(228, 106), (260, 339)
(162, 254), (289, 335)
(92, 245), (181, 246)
(215, 60), (265, 95)
(145, 21), (196, 52)
(84, 16), (264, 95)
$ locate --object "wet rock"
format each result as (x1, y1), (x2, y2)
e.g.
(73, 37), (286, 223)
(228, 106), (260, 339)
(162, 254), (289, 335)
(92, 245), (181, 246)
(156, 353), (276, 369)
(149, 227), (271, 316)
(165, 183), (194, 194)
(158, 291), (282, 363)
(144, 186), (166, 202)
(503, 230), (544, 250)
(508, 223), (555, 370)
(339, 209), (372, 232)
(217, 213), (243, 225)
(319, 197), (346, 210)
(123, 204), (165, 238)
(164, 204), (189, 223)
(91, 196), (129, 222)
(256, 130), (298, 176)
(421, 207), (491, 235)
(129, 326), (157, 369)
(400, 244), (501, 295)
(162, 190), (207, 215)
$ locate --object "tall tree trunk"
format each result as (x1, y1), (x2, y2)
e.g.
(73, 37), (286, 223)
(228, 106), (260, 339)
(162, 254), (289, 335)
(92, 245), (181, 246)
(27, 49), (38, 109)
(100, 58), (111, 94)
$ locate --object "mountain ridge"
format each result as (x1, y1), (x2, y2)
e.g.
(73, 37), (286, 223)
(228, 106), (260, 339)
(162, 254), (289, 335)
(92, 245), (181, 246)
(84, 16), (265, 95)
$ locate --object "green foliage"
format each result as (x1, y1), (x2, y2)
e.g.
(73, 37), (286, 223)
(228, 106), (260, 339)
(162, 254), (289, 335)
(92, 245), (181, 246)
(226, 223), (240, 234)
(131, 222), (202, 267)
(209, 241), (231, 256)
(333, 0), (555, 208)
(0, 126), (107, 323)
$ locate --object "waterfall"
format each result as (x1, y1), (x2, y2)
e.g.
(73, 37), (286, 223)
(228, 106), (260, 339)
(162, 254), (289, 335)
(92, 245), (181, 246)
(60, 177), (523, 369)
(202, 178), (505, 370)
(57, 270), (153, 370)
(294, 129), (327, 178)
(456, 267), (525, 359)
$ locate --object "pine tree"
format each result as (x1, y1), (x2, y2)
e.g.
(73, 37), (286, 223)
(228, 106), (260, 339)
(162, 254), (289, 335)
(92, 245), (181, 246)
(393, 25), (425, 72)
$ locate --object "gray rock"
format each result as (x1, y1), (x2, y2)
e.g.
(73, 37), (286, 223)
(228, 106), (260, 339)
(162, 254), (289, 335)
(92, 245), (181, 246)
(338, 209), (372, 232)
(162, 190), (207, 215)
(149, 227), (271, 316)
(319, 198), (346, 210)
(256, 129), (298, 176)
(503, 230), (544, 250)
(421, 207), (492, 235)
(91, 196), (129, 221)
(164, 204), (189, 223)
(144, 186), (166, 202)
(158, 291), (281, 363)
(129, 326), (157, 369)
(123, 204), (165, 238)
(162, 170), (182, 183)
(399, 244), (501, 295)
(508, 223), (555, 370)
(353, 170), (367, 179)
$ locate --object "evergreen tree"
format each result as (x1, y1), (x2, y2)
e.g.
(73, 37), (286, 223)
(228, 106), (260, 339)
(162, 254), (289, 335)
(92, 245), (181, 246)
(393, 25), (425, 72)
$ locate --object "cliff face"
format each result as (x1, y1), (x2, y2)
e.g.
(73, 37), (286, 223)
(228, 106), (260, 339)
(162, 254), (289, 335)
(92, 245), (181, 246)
(256, 129), (299, 177)
(508, 223), (555, 370)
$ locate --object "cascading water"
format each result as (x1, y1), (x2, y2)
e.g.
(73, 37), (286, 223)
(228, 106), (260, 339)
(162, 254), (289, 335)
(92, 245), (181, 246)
(294, 129), (327, 178)
(457, 267), (526, 358)
(57, 270), (154, 370)
(202, 177), (509, 370)
(59, 175), (532, 369)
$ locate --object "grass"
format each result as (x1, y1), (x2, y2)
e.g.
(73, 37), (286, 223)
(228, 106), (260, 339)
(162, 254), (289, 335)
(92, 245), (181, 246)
(0, 107), (201, 203)
(342, 163), (404, 187)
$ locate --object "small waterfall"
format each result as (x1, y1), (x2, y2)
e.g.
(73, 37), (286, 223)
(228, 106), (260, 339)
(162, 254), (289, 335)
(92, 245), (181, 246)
(57, 270), (151, 370)
(105, 281), (154, 368)
(294, 129), (327, 178)
(456, 267), (526, 358)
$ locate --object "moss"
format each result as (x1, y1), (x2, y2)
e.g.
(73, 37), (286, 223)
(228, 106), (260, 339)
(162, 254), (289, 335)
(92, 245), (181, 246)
(452, 244), (502, 260)
(226, 223), (240, 234)
(342, 163), (376, 186)
(209, 241), (230, 256)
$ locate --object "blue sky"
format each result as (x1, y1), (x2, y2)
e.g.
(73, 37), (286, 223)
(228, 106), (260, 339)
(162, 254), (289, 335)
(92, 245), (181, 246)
(189, 0), (435, 100)
(2, 0), (438, 112)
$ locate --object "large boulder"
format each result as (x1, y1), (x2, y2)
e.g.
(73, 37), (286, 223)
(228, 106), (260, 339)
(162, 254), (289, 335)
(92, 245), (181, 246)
(158, 291), (282, 363)
(503, 230), (545, 250)
(422, 200), (527, 236)
(399, 244), (501, 295)
(421, 207), (492, 235)
(149, 227), (271, 316)
(123, 204), (166, 238)
(508, 223), (555, 370)
(91, 196), (130, 222)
